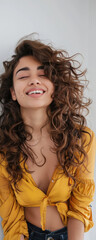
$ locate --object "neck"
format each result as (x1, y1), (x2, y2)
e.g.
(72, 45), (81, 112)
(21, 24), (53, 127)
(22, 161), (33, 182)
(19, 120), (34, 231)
(21, 107), (50, 137)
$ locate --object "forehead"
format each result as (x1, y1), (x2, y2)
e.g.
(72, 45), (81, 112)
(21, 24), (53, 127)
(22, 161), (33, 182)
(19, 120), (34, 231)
(13, 56), (41, 74)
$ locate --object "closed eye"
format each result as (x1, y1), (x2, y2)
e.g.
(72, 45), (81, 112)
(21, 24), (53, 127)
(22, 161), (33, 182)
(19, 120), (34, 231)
(39, 74), (46, 77)
(18, 76), (29, 79)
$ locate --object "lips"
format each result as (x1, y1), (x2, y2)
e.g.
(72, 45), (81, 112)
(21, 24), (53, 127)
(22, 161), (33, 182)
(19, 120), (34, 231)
(26, 88), (46, 95)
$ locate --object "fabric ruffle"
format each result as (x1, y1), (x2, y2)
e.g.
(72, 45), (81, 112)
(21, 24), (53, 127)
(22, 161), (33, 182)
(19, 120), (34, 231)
(67, 178), (95, 232)
(56, 202), (68, 225)
(75, 178), (95, 197)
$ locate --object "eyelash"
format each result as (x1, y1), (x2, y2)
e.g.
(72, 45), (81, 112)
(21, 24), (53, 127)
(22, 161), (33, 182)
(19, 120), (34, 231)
(18, 76), (29, 79)
(18, 75), (46, 79)
(39, 75), (46, 77)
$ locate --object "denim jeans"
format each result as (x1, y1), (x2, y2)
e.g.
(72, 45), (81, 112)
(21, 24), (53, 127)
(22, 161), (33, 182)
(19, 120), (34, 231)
(27, 221), (68, 240)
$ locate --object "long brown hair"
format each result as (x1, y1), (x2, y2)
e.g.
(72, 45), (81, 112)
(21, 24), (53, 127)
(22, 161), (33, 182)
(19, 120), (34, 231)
(0, 35), (91, 188)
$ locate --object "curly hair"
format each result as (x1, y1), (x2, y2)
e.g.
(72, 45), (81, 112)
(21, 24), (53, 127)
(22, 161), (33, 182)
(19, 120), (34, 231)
(0, 36), (91, 188)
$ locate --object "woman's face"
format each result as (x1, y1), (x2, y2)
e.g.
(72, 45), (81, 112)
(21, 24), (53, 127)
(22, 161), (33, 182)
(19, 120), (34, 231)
(11, 56), (54, 111)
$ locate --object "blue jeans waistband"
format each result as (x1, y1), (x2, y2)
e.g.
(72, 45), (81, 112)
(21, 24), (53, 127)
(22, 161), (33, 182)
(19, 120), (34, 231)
(27, 221), (68, 240)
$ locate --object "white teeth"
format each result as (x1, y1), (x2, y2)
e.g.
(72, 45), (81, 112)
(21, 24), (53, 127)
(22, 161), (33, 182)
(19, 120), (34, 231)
(28, 90), (44, 95)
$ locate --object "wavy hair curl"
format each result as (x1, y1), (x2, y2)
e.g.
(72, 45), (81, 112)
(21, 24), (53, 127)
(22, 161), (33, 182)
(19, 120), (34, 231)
(0, 36), (91, 188)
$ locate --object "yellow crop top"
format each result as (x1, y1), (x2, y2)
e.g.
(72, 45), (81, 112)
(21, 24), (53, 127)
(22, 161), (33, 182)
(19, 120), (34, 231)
(0, 127), (96, 240)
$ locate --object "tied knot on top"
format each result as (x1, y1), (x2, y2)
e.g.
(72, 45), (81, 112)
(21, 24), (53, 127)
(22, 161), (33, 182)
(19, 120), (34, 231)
(40, 196), (51, 231)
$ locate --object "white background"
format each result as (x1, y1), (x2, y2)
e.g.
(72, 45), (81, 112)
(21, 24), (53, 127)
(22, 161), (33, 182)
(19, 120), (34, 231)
(0, 0), (96, 239)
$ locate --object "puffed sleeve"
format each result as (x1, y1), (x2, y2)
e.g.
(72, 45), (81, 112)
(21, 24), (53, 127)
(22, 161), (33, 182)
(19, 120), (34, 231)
(0, 162), (29, 240)
(67, 127), (96, 232)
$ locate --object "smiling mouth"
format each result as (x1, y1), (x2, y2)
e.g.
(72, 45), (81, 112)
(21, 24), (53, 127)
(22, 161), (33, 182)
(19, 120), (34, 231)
(26, 89), (46, 98)
(27, 90), (45, 95)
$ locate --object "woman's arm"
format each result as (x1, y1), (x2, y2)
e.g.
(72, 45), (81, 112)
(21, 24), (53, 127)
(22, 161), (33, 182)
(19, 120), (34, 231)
(0, 162), (29, 240)
(68, 218), (84, 240)
(67, 128), (96, 233)
(20, 234), (25, 240)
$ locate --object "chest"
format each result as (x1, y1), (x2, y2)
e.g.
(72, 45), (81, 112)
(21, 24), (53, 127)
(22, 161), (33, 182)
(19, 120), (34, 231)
(26, 139), (59, 194)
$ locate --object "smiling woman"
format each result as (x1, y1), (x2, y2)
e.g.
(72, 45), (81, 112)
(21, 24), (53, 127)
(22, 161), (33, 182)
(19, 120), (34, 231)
(0, 35), (96, 240)
(10, 56), (54, 112)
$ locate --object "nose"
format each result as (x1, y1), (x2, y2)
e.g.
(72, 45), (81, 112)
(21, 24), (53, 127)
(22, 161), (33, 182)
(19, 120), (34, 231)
(28, 76), (41, 86)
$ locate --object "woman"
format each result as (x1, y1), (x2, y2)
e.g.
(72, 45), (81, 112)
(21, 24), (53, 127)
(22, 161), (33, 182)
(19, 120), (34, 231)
(0, 36), (95, 240)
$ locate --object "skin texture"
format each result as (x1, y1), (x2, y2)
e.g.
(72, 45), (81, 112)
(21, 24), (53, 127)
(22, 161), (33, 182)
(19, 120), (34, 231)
(68, 218), (84, 240)
(20, 234), (24, 240)
(11, 55), (54, 112)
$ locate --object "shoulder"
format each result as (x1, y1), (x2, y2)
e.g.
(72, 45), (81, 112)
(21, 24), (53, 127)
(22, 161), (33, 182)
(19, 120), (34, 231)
(82, 126), (95, 137)
(77, 126), (96, 178)
(76, 125), (96, 148)
(0, 153), (9, 178)
(81, 126), (96, 150)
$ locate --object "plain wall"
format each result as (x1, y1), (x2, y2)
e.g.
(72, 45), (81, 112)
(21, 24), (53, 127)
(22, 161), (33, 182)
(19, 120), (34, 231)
(0, 0), (96, 239)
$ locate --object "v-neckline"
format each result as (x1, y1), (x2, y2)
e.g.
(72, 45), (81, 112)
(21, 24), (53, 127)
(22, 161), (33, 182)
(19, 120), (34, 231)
(22, 158), (60, 196)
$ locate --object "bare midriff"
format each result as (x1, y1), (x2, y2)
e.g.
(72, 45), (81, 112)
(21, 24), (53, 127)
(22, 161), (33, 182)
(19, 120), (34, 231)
(25, 205), (65, 231)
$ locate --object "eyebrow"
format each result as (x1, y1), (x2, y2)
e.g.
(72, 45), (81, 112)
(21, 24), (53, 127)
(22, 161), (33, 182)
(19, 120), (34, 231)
(15, 65), (44, 75)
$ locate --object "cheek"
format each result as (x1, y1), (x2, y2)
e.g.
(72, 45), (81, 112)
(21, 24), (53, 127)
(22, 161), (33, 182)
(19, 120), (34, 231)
(15, 88), (24, 101)
(47, 83), (54, 102)
(51, 85), (54, 97)
(13, 80), (24, 95)
(10, 87), (17, 101)
(49, 82), (54, 94)
(11, 84), (24, 102)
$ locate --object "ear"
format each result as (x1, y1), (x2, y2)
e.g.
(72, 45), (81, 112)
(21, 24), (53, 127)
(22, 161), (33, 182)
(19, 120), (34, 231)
(10, 87), (17, 101)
